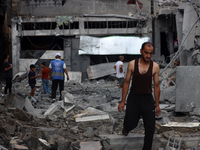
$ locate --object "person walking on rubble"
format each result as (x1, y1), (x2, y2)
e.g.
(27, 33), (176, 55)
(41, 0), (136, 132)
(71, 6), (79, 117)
(49, 53), (69, 102)
(114, 56), (125, 88)
(3, 54), (12, 94)
(40, 62), (50, 95)
(118, 42), (161, 150)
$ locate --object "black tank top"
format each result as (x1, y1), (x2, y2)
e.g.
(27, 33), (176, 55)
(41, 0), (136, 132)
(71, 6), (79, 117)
(131, 59), (153, 95)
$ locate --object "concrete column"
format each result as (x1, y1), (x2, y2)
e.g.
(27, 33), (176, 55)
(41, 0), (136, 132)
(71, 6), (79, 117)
(12, 22), (21, 76)
(176, 11), (183, 50)
(64, 38), (72, 71)
(154, 19), (161, 59)
(180, 5), (197, 65)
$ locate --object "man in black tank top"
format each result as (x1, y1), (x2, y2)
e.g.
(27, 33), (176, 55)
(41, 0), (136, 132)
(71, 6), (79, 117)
(118, 42), (161, 150)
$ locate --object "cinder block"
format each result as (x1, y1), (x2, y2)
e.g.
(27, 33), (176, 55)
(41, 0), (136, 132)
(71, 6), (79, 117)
(165, 136), (181, 150)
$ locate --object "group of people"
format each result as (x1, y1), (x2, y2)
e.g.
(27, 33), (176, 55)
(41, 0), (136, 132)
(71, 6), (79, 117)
(4, 53), (69, 102)
(4, 42), (164, 149)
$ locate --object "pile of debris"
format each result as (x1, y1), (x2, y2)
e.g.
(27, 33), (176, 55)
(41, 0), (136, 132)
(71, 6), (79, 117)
(0, 74), (200, 149)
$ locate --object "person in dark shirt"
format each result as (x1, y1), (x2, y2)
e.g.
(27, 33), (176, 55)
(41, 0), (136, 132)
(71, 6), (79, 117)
(3, 54), (12, 94)
(118, 42), (160, 150)
(28, 64), (38, 97)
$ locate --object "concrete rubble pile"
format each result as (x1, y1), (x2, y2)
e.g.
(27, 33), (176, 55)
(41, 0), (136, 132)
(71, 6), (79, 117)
(0, 74), (200, 149)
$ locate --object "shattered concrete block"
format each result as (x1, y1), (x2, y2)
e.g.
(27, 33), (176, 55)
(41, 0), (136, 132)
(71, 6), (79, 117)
(7, 107), (16, 113)
(14, 144), (29, 150)
(6, 124), (16, 135)
(160, 86), (176, 102)
(32, 127), (59, 140)
(10, 139), (17, 149)
(38, 138), (51, 148)
(14, 108), (33, 121)
(0, 145), (7, 150)
(57, 137), (71, 150)
(74, 107), (110, 122)
(175, 66), (200, 115)
(165, 136), (181, 150)
(62, 91), (74, 106)
(44, 104), (59, 116)
(162, 122), (200, 128)
(100, 134), (162, 150)
(80, 141), (102, 150)
(13, 95), (25, 110)
(24, 97), (35, 113)
(76, 114), (110, 122)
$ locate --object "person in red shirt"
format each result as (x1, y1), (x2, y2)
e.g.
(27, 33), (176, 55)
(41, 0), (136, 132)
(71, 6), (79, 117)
(40, 62), (50, 94)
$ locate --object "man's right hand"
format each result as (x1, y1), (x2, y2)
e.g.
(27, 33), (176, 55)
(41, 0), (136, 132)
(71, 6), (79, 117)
(118, 102), (125, 112)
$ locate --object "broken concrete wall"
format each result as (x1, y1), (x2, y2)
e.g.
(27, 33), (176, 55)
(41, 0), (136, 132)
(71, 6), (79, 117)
(175, 66), (200, 115)
(18, 0), (151, 17)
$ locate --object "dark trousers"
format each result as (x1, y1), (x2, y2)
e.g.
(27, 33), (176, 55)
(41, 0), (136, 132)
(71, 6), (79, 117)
(124, 93), (155, 150)
(52, 79), (64, 100)
(4, 78), (12, 94)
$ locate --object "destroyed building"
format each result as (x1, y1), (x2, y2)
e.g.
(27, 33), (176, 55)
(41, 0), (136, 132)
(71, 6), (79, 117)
(1, 0), (200, 149)
(11, 0), (153, 81)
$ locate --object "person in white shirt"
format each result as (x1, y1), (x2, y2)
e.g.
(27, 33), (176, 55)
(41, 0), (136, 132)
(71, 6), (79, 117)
(114, 56), (125, 88)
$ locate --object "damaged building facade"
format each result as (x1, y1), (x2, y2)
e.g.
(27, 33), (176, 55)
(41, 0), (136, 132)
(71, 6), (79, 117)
(0, 0), (200, 149)
(11, 0), (153, 80)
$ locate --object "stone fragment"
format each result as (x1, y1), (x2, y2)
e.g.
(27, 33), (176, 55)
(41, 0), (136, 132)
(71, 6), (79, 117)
(13, 95), (25, 110)
(14, 108), (33, 121)
(38, 138), (51, 148)
(57, 137), (71, 150)
(44, 104), (59, 116)
(0, 145), (7, 150)
(14, 144), (29, 150)
(74, 107), (110, 122)
(62, 91), (74, 106)
(80, 141), (102, 150)
(24, 97), (35, 113)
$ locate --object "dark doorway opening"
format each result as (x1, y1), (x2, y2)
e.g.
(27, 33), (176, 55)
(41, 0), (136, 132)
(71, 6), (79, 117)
(160, 32), (170, 63)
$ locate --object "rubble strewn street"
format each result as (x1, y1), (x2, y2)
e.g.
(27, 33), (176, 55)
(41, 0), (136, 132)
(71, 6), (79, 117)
(0, 73), (200, 150)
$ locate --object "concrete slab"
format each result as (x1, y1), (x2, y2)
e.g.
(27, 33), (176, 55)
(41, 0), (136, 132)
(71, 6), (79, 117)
(175, 66), (200, 114)
(65, 71), (82, 83)
(13, 95), (25, 110)
(44, 104), (59, 116)
(100, 133), (163, 150)
(87, 62), (128, 79)
(0, 145), (7, 150)
(160, 86), (176, 102)
(162, 122), (200, 128)
(14, 144), (29, 150)
(80, 141), (102, 150)
(74, 107), (110, 122)
(24, 97), (35, 113)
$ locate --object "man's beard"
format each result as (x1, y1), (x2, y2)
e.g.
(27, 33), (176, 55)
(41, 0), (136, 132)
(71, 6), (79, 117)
(141, 55), (150, 62)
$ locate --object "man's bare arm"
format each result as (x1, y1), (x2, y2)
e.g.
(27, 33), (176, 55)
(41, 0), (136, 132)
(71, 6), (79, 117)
(118, 60), (134, 112)
(49, 69), (52, 80)
(153, 63), (161, 116)
(114, 66), (116, 70)
(64, 69), (69, 81)
(120, 65), (123, 73)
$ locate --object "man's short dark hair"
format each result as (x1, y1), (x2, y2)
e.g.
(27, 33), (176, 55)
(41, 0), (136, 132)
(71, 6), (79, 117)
(41, 62), (46, 66)
(30, 64), (36, 69)
(141, 42), (153, 50)
(4, 54), (8, 60)
(55, 55), (61, 58)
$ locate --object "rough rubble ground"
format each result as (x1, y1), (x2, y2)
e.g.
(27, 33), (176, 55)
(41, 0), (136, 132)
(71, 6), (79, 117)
(0, 75), (200, 149)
